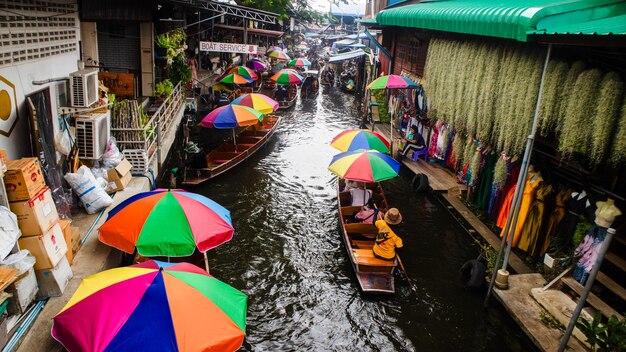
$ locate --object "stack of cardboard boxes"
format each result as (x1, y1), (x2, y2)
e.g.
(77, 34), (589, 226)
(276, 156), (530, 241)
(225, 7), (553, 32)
(3, 157), (74, 305)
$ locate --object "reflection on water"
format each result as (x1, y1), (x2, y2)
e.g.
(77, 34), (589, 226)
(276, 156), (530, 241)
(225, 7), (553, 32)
(188, 87), (535, 351)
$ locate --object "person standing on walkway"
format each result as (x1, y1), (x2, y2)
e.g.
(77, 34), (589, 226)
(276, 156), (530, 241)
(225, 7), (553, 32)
(373, 208), (404, 261)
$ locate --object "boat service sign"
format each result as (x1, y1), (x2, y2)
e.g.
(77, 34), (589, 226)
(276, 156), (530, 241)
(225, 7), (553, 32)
(200, 41), (258, 54)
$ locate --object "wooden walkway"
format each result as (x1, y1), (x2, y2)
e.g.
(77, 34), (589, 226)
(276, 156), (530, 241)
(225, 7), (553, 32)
(403, 159), (459, 191)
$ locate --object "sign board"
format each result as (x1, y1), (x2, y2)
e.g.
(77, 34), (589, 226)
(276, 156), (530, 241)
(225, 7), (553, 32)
(200, 41), (257, 54)
(98, 72), (134, 97)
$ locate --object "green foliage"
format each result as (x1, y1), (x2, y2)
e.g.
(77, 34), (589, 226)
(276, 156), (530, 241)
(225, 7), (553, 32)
(170, 58), (192, 85)
(452, 133), (465, 167)
(576, 312), (626, 352)
(560, 69), (603, 157)
(558, 61), (586, 128)
(572, 219), (592, 248)
(611, 97), (626, 165)
(539, 61), (569, 134)
(473, 238), (498, 277)
(590, 72), (624, 163)
(373, 90), (391, 122)
(156, 29), (187, 67)
(154, 79), (174, 97)
(493, 153), (507, 188)
(540, 310), (565, 331)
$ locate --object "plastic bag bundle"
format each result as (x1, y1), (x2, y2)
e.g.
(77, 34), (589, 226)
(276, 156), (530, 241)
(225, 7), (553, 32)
(0, 206), (21, 260)
(102, 137), (123, 169)
(64, 165), (113, 214)
(0, 250), (36, 275)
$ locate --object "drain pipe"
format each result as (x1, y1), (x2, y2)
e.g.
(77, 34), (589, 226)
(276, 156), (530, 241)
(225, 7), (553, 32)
(484, 44), (552, 306)
(558, 228), (616, 351)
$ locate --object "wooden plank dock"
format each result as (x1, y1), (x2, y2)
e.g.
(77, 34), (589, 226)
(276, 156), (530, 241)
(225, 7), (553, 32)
(402, 158), (459, 191)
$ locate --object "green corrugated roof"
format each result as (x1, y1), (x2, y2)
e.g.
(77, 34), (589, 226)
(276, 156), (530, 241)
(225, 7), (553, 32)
(376, 0), (624, 42)
(531, 13), (626, 35)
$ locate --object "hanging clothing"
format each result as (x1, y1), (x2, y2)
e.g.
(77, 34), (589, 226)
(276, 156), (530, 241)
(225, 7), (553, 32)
(499, 173), (543, 247)
(446, 133), (457, 170)
(496, 184), (516, 228)
(491, 163), (520, 220)
(554, 190), (592, 247)
(572, 225), (608, 284)
(517, 184), (553, 255)
(541, 189), (571, 255)
(476, 152), (496, 211)
(435, 124), (448, 160)
(428, 121), (440, 158)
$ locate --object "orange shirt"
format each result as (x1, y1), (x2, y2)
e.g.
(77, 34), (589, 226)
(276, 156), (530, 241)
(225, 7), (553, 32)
(373, 220), (403, 260)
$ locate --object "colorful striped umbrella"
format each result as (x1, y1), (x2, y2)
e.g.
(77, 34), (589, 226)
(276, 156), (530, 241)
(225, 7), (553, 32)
(366, 75), (420, 90)
(228, 66), (258, 80)
(268, 50), (290, 61)
(231, 93), (278, 114)
(99, 189), (234, 257)
(218, 73), (254, 85)
(52, 260), (247, 352)
(331, 129), (390, 154)
(200, 104), (264, 129)
(246, 59), (267, 71)
(288, 58), (311, 67)
(270, 69), (304, 85)
(328, 149), (400, 182)
(266, 46), (282, 55)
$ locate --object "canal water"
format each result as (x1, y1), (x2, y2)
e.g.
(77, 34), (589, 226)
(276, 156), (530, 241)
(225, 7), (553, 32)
(188, 88), (536, 351)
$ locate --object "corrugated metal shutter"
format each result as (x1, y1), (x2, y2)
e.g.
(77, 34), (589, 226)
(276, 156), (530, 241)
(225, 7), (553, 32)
(97, 22), (140, 71)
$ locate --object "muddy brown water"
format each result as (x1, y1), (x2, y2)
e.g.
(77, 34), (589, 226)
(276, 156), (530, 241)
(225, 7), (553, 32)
(179, 88), (537, 351)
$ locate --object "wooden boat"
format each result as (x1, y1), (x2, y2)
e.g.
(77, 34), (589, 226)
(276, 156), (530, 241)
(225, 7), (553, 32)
(337, 178), (397, 294)
(300, 70), (319, 99)
(277, 86), (298, 110)
(320, 65), (334, 86)
(182, 116), (281, 186)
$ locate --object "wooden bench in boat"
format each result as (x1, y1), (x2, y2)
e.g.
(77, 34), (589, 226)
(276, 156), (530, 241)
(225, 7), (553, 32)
(344, 223), (378, 235)
(352, 249), (396, 267)
(351, 240), (374, 249)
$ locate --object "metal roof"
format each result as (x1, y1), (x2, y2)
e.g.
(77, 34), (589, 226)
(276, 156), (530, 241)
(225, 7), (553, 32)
(530, 13), (626, 36)
(376, 0), (625, 42)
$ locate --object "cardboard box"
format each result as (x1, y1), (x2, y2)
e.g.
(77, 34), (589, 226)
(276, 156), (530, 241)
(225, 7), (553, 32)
(5, 267), (38, 315)
(3, 158), (45, 202)
(107, 159), (132, 194)
(35, 256), (73, 299)
(18, 223), (68, 270)
(9, 187), (59, 237)
(59, 219), (74, 264)
(0, 148), (7, 168)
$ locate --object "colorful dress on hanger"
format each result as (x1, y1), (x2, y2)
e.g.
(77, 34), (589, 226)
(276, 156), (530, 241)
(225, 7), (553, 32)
(554, 190), (592, 247)
(446, 133), (457, 170)
(541, 189), (571, 255)
(517, 184), (553, 255)
(499, 174), (542, 247)
(572, 225), (608, 284)
(476, 152), (496, 211)
(435, 124), (448, 160)
(428, 121), (439, 158)
(491, 163), (519, 220)
(496, 184), (516, 229)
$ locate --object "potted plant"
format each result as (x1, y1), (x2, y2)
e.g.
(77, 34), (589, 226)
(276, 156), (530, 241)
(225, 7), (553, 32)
(154, 79), (174, 100)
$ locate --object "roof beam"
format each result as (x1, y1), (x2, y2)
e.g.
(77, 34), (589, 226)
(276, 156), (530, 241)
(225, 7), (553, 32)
(167, 0), (279, 24)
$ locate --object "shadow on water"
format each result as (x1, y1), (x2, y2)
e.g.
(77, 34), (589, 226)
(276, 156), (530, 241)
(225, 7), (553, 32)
(176, 86), (538, 351)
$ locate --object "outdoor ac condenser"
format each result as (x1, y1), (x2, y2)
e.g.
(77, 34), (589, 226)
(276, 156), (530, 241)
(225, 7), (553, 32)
(69, 69), (99, 107)
(75, 111), (110, 160)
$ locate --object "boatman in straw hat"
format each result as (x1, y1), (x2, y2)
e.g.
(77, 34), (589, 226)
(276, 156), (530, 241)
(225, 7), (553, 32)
(373, 208), (404, 261)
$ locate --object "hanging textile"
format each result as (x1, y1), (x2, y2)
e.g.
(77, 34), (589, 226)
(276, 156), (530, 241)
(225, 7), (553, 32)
(428, 121), (440, 158)
(491, 162), (520, 220)
(476, 152), (497, 211)
(435, 124), (449, 160)
(517, 184), (553, 255)
(553, 190), (592, 248)
(540, 189), (571, 255)
(446, 133), (457, 170)
(496, 184), (516, 228)
(572, 225), (608, 284)
(499, 172), (543, 247)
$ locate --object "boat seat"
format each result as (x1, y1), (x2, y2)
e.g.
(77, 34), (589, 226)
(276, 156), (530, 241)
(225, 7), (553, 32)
(238, 144), (254, 148)
(352, 249), (395, 267)
(351, 240), (374, 249)
(212, 159), (229, 164)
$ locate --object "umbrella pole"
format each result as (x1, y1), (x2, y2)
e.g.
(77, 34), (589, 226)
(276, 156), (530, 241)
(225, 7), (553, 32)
(204, 252), (210, 274)
(233, 129), (237, 153)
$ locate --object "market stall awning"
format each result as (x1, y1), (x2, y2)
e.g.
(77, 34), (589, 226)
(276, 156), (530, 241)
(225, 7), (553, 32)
(376, 0), (623, 42)
(333, 39), (355, 46)
(213, 24), (283, 37)
(328, 49), (367, 62)
(529, 13), (626, 36)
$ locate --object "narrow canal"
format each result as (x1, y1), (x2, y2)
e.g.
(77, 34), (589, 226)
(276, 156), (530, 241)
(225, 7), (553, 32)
(189, 87), (536, 351)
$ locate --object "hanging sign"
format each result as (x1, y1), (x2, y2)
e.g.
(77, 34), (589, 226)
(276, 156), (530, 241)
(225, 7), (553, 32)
(98, 72), (135, 97)
(199, 41), (257, 54)
(0, 75), (19, 137)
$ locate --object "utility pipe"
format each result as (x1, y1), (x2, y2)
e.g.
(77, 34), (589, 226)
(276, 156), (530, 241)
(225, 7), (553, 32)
(484, 44), (552, 306)
(558, 228), (616, 352)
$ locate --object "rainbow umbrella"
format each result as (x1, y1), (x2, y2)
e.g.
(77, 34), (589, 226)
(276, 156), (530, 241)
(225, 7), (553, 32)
(99, 189), (234, 257)
(271, 69), (304, 85)
(246, 59), (267, 71)
(266, 46), (282, 55)
(331, 129), (390, 154)
(228, 66), (258, 81)
(52, 260), (247, 352)
(269, 50), (290, 61)
(231, 93), (278, 114)
(288, 58), (311, 67)
(200, 104), (264, 129)
(366, 74), (420, 90)
(328, 149), (400, 182)
(218, 73), (254, 85)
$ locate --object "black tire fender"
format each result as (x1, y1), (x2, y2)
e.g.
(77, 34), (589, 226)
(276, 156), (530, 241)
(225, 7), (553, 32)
(412, 173), (429, 192)
(459, 259), (486, 289)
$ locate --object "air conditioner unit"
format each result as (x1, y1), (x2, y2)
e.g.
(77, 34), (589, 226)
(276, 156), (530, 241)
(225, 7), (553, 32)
(69, 69), (99, 107)
(75, 111), (110, 160)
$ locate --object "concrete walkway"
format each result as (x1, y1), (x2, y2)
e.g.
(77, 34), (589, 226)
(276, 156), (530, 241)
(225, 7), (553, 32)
(16, 177), (151, 352)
